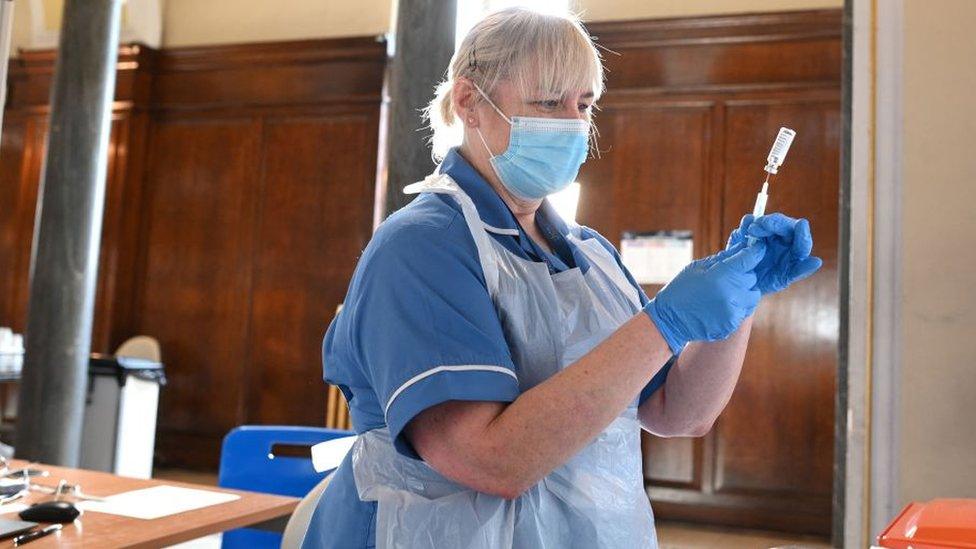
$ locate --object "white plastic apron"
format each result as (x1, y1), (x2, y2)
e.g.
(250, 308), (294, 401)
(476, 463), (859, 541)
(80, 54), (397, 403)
(350, 173), (658, 548)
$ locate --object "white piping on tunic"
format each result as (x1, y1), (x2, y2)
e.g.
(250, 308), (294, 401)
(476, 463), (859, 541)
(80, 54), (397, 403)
(384, 365), (519, 417)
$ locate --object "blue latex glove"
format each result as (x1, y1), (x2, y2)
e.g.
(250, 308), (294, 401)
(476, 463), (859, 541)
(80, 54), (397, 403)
(727, 213), (823, 296)
(644, 241), (765, 355)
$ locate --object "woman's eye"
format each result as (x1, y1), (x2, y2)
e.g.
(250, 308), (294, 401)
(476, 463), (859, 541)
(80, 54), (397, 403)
(532, 99), (561, 109)
(532, 99), (593, 112)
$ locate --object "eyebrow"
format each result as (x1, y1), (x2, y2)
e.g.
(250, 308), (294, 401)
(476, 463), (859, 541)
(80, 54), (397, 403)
(531, 91), (596, 101)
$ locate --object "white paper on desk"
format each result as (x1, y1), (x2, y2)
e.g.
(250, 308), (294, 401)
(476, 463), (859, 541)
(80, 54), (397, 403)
(0, 503), (27, 515)
(77, 485), (240, 520)
(311, 435), (358, 473)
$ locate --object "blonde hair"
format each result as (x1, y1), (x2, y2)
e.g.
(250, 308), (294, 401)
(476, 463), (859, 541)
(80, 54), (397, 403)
(425, 7), (605, 160)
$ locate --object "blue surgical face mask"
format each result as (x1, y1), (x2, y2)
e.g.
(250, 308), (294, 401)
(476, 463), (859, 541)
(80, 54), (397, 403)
(473, 84), (590, 200)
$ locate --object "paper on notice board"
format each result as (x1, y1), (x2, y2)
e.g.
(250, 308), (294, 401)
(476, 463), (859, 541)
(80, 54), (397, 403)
(620, 231), (694, 285)
(76, 485), (240, 520)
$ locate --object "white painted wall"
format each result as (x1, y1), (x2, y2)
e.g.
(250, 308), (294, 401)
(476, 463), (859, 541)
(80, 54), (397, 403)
(161, 0), (392, 47)
(8, 0), (163, 52)
(161, 0), (841, 47)
(9, 1), (32, 53)
(898, 0), (976, 504)
(577, 0), (841, 21)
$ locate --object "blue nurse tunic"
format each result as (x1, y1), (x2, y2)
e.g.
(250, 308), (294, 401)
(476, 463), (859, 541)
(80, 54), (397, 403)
(300, 148), (674, 548)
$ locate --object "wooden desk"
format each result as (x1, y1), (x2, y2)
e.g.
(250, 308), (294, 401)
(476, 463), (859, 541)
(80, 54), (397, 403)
(2, 461), (298, 548)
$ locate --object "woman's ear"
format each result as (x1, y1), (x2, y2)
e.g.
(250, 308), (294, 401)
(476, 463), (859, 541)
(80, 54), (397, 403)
(453, 78), (479, 128)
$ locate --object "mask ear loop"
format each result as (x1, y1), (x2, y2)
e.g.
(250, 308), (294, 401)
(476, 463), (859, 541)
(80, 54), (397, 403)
(471, 82), (512, 125)
(470, 82), (512, 161)
(469, 81), (522, 195)
(475, 127), (495, 159)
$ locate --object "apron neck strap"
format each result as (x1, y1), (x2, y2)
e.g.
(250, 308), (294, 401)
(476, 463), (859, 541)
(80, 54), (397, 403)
(403, 173), (500, 296)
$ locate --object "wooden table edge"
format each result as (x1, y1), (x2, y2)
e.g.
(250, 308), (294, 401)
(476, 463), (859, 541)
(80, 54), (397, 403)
(122, 496), (299, 549)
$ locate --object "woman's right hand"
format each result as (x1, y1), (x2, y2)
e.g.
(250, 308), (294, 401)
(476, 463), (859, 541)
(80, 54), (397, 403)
(644, 242), (766, 354)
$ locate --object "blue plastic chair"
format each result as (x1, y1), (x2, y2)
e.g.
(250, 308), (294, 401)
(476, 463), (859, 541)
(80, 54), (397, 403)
(218, 425), (354, 548)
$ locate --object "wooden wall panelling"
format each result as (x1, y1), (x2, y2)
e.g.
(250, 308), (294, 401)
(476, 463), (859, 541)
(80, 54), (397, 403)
(135, 117), (264, 469)
(0, 114), (44, 332)
(5, 45), (157, 112)
(245, 113), (379, 427)
(1, 38), (384, 469)
(151, 38), (386, 112)
(92, 107), (155, 353)
(138, 37), (385, 468)
(579, 103), (713, 256)
(0, 45), (157, 354)
(584, 10), (842, 536)
(91, 116), (133, 352)
(0, 115), (23, 324)
(588, 10), (842, 93)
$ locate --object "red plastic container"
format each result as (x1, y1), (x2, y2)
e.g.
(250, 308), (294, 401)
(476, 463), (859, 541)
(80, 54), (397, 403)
(877, 499), (976, 548)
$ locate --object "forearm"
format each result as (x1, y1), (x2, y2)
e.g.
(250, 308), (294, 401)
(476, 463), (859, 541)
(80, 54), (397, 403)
(408, 312), (671, 498)
(639, 316), (754, 437)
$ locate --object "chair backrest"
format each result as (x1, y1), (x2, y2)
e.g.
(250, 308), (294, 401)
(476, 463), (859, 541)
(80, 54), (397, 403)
(281, 472), (335, 549)
(115, 335), (162, 362)
(218, 425), (354, 548)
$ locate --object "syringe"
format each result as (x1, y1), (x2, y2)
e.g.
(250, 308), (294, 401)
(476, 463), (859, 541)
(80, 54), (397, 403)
(748, 127), (795, 243)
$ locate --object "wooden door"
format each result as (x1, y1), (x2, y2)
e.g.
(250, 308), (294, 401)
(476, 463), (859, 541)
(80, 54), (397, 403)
(245, 115), (378, 426)
(581, 10), (842, 535)
(713, 101), (838, 531)
(135, 118), (264, 466)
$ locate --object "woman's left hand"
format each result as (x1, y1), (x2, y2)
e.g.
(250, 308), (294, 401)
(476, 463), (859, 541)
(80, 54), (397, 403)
(726, 213), (823, 296)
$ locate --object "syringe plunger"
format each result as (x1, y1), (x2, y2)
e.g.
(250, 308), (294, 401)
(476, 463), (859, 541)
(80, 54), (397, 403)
(752, 182), (769, 218)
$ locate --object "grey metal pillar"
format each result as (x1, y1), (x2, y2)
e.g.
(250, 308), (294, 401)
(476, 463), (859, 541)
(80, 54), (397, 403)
(0, 0), (15, 139)
(15, 0), (122, 465)
(379, 0), (457, 217)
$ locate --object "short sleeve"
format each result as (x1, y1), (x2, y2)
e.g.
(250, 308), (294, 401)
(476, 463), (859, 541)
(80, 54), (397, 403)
(350, 217), (520, 459)
(579, 227), (675, 405)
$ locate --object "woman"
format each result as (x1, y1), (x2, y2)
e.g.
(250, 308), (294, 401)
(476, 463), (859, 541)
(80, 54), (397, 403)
(302, 8), (822, 549)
